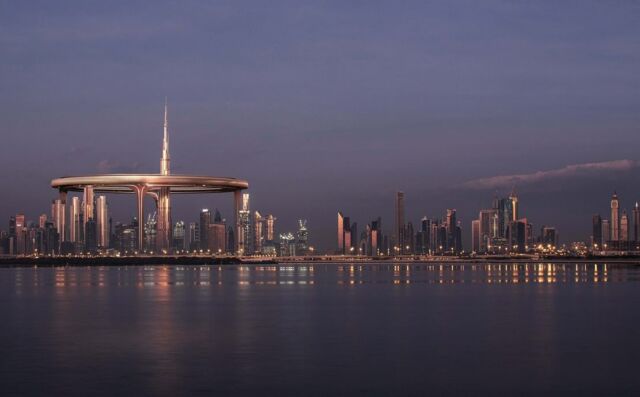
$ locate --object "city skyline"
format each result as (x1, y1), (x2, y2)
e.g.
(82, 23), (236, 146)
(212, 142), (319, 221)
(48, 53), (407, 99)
(1, 1), (639, 252)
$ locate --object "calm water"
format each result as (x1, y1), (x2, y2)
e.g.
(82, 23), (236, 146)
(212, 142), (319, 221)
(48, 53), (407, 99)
(1, 262), (639, 396)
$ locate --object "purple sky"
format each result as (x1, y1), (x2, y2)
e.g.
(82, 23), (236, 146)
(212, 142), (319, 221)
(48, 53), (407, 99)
(1, 1), (639, 251)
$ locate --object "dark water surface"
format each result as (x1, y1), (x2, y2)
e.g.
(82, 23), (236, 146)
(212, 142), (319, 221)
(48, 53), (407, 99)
(1, 263), (639, 396)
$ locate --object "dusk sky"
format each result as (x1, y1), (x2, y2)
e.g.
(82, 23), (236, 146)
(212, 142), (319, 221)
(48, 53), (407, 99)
(1, 1), (639, 251)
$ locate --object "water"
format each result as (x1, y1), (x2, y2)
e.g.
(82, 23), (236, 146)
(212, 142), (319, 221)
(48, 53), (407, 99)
(1, 262), (639, 396)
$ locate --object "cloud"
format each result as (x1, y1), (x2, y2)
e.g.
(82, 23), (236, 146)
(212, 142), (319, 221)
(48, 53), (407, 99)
(97, 160), (143, 174)
(459, 160), (639, 190)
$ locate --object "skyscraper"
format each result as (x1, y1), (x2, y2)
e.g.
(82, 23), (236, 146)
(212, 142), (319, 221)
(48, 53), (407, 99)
(296, 219), (309, 255)
(337, 211), (344, 254)
(602, 220), (610, 248)
(611, 192), (619, 241)
(15, 214), (25, 255)
(471, 219), (480, 253)
(265, 214), (276, 243)
(173, 221), (185, 251)
(69, 196), (81, 244)
(157, 99), (172, 253)
(395, 192), (405, 254)
(199, 209), (211, 250)
(620, 211), (629, 242)
(592, 214), (602, 248)
(253, 211), (263, 254)
(634, 203), (639, 243)
(52, 199), (66, 243)
(237, 193), (251, 255)
(96, 195), (109, 249)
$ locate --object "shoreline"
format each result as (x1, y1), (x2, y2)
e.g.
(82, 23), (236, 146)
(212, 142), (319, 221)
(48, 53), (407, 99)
(1, 255), (640, 267)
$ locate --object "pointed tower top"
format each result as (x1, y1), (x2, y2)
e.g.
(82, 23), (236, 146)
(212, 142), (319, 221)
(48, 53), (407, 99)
(161, 98), (170, 175)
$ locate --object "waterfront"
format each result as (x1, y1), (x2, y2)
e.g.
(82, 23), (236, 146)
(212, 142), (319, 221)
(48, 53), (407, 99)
(2, 262), (640, 396)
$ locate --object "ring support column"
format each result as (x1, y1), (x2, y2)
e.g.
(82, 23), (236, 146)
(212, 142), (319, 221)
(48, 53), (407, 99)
(234, 190), (242, 255)
(132, 185), (147, 253)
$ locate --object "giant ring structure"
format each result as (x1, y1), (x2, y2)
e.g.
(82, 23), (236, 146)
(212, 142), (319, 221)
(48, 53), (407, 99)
(51, 101), (248, 254)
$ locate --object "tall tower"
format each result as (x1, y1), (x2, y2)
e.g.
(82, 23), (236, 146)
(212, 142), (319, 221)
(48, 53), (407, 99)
(156, 99), (172, 253)
(337, 211), (344, 254)
(395, 191), (405, 254)
(611, 192), (619, 242)
(633, 202), (639, 244)
(96, 195), (109, 249)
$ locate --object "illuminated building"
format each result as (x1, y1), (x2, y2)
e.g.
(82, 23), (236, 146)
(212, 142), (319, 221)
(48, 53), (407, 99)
(188, 222), (199, 251)
(173, 221), (185, 252)
(611, 192), (619, 241)
(471, 219), (480, 253)
(253, 211), (263, 254)
(15, 214), (25, 255)
(337, 211), (344, 254)
(69, 196), (81, 244)
(156, 99), (172, 253)
(279, 232), (295, 256)
(208, 222), (226, 254)
(296, 219), (308, 255)
(237, 193), (251, 255)
(395, 191), (405, 254)
(144, 213), (157, 252)
(199, 209), (211, 250)
(634, 203), (639, 243)
(620, 211), (629, 242)
(96, 195), (109, 249)
(265, 214), (276, 242)
(592, 214), (602, 248)
(51, 199), (66, 244)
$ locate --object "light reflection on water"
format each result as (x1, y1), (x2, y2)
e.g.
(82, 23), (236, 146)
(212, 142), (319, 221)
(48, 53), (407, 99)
(8, 262), (640, 289)
(3, 262), (640, 396)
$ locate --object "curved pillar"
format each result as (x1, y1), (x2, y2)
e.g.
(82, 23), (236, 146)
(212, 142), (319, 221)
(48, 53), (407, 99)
(132, 185), (147, 253)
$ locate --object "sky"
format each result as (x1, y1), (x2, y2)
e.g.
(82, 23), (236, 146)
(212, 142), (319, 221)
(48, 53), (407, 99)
(1, 0), (639, 251)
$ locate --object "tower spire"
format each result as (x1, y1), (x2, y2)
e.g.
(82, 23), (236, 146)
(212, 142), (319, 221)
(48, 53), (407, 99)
(161, 97), (170, 175)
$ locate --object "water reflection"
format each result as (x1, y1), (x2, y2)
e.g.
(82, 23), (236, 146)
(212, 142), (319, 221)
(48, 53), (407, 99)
(3, 262), (639, 289)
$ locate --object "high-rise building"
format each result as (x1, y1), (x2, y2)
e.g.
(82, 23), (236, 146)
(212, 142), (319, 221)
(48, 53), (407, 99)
(96, 195), (109, 249)
(611, 192), (619, 241)
(69, 196), (81, 243)
(478, 209), (497, 253)
(15, 214), (25, 255)
(52, 199), (66, 243)
(471, 219), (480, 253)
(602, 220), (610, 248)
(592, 214), (602, 248)
(208, 223), (226, 254)
(620, 211), (629, 242)
(446, 209), (458, 252)
(541, 226), (557, 247)
(199, 209), (211, 250)
(253, 211), (263, 254)
(395, 191), (405, 253)
(265, 215), (276, 243)
(337, 211), (344, 254)
(634, 203), (639, 243)
(188, 222), (199, 251)
(144, 213), (157, 251)
(296, 219), (309, 255)
(173, 221), (185, 252)
(237, 193), (251, 255)
(156, 99), (172, 253)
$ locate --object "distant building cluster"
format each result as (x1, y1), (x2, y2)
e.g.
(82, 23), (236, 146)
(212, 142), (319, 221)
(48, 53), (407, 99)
(590, 192), (640, 252)
(470, 191), (558, 254)
(0, 191), (312, 258)
(337, 191), (463, 256)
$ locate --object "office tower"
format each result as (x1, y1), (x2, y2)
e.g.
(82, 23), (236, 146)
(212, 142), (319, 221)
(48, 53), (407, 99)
(237, 193), (251, 255)
(634, 203), (639, 243)
(478, 209), (497, 253)
(602, 220), (610, 248)
(85, 218), (97, 253)
(351, 222), (358, 251)
(395, 191), (405, 253)
(343, 217), (352, 253)
(208, 222), (226, 254)
(455, 222), (463, 253)
(471, 220), (480, 253)
(69, 197), (81, 243)
(157, 99), (172, 253)
(38, 214), (46, 229)
(253, 211), (263, 254)
(508, 219), (527, 253)
(144, 213), (157, 251)
(265, 215), (276, 243)
(611, 192), (619, 241)
(296, 219), (309, 255)
(541, 226), (557, 247)
(227, 226), (235, 254)
(446, 209), (458, 252)
(199, 209), (211, 250)
(15, 214), (25, 255)
(405, 222), (414, 254)
(620, 211), (629, 242)
(279, 232), (295, 256)
(173, 221), (185, 251)
(337, 212), (344, 254)
(592, 215), (602, 248)
(96, 196), (109, 249)
(188, 222), (199, 251)
(52, 199), (66, 243)
(509, 190), (519, 221)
